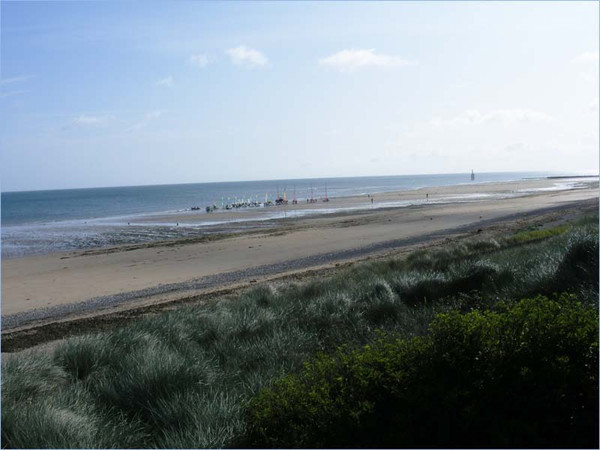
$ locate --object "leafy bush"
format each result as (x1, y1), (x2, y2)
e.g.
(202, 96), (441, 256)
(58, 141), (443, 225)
(242, 294), (599, 449)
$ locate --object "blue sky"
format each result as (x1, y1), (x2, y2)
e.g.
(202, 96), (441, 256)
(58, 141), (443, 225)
(1, 1), (598, 191)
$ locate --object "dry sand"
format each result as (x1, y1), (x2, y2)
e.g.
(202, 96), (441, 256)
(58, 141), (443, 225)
(2, 179), (598, 325)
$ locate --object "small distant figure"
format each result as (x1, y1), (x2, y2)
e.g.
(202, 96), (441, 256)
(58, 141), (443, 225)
(176, 222), (179, 226)
(128, 222), (130, 225)
(371, 198), (374, 204)
(426, 193), (429, 201)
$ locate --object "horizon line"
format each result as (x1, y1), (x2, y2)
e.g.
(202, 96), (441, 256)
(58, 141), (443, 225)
(2, 170), (596, 195)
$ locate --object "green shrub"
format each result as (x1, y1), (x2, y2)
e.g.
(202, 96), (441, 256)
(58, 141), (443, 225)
(242, 294), (599, 449)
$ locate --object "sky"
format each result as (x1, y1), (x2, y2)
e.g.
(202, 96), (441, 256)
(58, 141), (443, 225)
(1, 1), (598, 192)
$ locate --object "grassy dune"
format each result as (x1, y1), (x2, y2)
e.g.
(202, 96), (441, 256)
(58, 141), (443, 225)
(2, 215), (598, 448)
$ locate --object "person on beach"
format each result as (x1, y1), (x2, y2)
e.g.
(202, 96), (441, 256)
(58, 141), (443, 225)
(426, 193), (429, 201)
(371, 197), (374, 204)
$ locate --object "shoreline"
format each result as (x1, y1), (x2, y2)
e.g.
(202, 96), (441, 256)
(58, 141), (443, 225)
(2, 196), (598, 353)
(2, 177), (596, 260)
(106, 177), (597, 225)
(2, 182), (597, 321)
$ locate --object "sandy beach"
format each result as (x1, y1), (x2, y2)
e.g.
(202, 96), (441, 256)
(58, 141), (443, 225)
(2, 178), (598, 335)
(131, 177), (594, 226)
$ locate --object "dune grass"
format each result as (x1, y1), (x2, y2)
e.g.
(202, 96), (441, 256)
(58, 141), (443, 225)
(510, 224), (569, 243)
(1, 215), (598, 448)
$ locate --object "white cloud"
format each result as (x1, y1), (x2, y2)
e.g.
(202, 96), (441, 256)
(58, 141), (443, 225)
(0, 75), (31, 85)
(125, 111), (164, 133)
(1, 75), (31, 98)
(380, 104), (589, 175)
(226, 45), (268, 67)
(155, 76), (174, 87)
(505, 142), (529, 153)
(63, 114), (113, 130)
(146, 110), (163, 119)
(319, 49), (417, 71)
(125, 122), (146, 133)
(578, 72), (597, 84)
(572, 51), (599, 63)
(72, 115), (111, 125)
(0, 90), (27, 99)
(430, 109), (552, 127)
(188, 54), (210, 68)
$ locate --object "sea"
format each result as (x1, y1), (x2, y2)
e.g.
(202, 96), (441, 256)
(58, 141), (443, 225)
(0, 171), (575, 259)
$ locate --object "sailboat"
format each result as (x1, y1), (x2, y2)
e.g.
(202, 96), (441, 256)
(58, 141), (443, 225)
(322, 183), (329, 202)
(308, 186), (317, 203)
(292, 186), (298, 205)
(275, 185), (284, 205)
(264, 192), (271, 207)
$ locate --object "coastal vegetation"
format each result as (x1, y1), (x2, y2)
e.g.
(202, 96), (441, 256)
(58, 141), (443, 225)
(243, 294), (597, 448)
(2, 214), (598, 449)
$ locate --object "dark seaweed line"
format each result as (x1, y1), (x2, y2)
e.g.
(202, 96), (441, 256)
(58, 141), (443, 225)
(2, 199), (596, 331)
